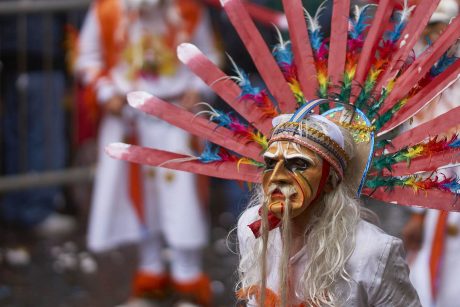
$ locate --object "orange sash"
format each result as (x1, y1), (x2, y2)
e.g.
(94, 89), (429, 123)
(429, 210), (448, 301)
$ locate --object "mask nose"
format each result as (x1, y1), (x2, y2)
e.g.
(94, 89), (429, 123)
(268, 160), (291, 184)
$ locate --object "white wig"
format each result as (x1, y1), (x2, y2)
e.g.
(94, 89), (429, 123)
(237, 123), (362, 306)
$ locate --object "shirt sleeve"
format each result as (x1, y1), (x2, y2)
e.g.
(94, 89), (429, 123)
(371, 237), (422, 307)
(237, 206), (260, 257)
(75, 4), (116, 103)
(75, 6), (102, 83)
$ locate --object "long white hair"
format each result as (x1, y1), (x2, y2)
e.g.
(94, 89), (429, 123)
(237, 126), (362, 306)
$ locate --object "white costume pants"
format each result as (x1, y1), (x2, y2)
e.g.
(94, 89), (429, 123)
(88, 113), (208, 279)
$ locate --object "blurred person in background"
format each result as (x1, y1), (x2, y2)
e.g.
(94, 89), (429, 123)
(75, 0), (218, 306)
(402, 1), (460, 306)
(0, 8), (74, 235)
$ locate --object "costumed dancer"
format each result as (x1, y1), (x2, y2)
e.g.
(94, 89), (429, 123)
(401, 1), (460, 306)
(105, 0), (460, 306)
(75, 0), (218, 305)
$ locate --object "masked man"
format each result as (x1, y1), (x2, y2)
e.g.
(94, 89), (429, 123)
(236, 111), (421, 306)
(101, 0), (460, 306)
(75, 0), (218, 305)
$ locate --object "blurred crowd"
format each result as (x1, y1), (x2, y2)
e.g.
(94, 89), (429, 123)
(0, 0), (460, 306)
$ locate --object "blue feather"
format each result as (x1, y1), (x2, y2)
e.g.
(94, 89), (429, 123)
(442, 178), (460, 194)
(448, 138), (460, 148)
(387, 21), (405, 43)
(199, 143), (222, 163)
(350, 6), (372, 39)
(209, 110), (232, 128)
(273, 42), (293, 65)
(309, 29), (323, 52)
(235, 67), (261, 96)
(430, 53), (458, 77)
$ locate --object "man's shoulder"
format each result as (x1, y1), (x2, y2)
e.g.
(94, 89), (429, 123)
(237, 206), (260, 237)
(349, 219), (403, 269)
(238, 206), (260, 224)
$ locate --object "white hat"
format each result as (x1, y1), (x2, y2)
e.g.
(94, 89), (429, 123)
(430, 0), (459, 24)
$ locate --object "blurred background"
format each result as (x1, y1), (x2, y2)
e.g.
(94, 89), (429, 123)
(0, 0), (458, 306)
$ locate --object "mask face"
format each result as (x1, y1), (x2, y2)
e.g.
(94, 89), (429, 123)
(262, 140), (325, 219)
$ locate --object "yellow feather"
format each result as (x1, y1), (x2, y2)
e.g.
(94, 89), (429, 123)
(404, 145), (424, 159)
(251, 131), (268, 150)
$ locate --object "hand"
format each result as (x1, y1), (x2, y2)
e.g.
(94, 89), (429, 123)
(104, 95), (125, 116)
(402, 213), (425, 252)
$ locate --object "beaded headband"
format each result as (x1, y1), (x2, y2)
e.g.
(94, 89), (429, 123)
(269, 119), (349, 181)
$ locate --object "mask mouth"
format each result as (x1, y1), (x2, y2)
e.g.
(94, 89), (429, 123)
(268, 185), (298, 202)
(271, 188), (285, 199)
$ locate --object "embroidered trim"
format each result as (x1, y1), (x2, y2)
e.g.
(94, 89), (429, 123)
(270, 122), (349, 163)
(270, 135), (344, 181)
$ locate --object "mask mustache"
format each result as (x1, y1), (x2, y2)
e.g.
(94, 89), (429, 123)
(268, 183), (297, 200)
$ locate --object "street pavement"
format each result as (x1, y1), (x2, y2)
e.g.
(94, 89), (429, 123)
(0, 183), (409, 307)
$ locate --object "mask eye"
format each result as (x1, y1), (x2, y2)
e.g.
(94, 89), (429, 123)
(285, 158), (311, 172)
(264, 157), (278, 170)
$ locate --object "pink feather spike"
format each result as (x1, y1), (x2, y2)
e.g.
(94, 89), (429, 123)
(383, 150), (460, 177)
(106, 143), (262, 183)
(202, 0), (287, 29)
(220, 0), (298, 114)
(327, 0), (351, 90)
(362, 187), (460, 212)
(281, 0), (318, 100)
(127, 92), (264, 162)
(374, 0), (441, 94)
(350, 0), (394, 103)
(378, 60), (460, 135)
(177, 43), (274, 135)
(388, 106), (460, 152)
(380, 16), (460, 114)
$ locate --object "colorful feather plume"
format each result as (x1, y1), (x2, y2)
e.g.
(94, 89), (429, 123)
(198, 142), (238, 163)
(354, 1), (415, 111)
(227, 56), (278, 119)
(272, 28), (305, 106)
(196, 103), (268, 150)
(305, 2), (329, 101)
(366, 173), (460, 195)
(106, 0), (460, 211)
(199, 142), (265, 172)
(373, 135), (460, 172)
(339, 4), (374, 103)
(374, 50), (458, 130)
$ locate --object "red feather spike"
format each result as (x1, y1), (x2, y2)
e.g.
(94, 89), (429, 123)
(362, 186), (460, 211)
(351, 0), (394, 103)
(380, 16), (460, 115)
(127, 92), (264, 162)
(177, 43), (274, 135)
(221, 0), (298, 114)
(379, 60), (460, 135)
(281, 0), (318, 100)
(328, 0), (351, 90)
(389, 107), (460, 152)
(374, 0), (441, 95)
(106, 143), (262, 183)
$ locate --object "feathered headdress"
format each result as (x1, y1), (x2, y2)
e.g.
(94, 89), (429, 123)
(106, 0), (460, 212)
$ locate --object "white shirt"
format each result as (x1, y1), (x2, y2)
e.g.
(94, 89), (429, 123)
(238, 206), (422, 306)
(76, 1), (217, 103)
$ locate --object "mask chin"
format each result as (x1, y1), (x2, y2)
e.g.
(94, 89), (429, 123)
(267, 185), (305, 219)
